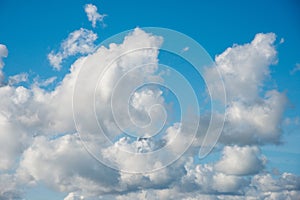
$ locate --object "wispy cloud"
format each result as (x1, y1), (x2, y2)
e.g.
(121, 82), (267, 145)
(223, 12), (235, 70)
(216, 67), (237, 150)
(290, 63), (300, 75)
(47, 28), (97, 70)
(84, 4), (107, 28)
(181, 46), (189, 52)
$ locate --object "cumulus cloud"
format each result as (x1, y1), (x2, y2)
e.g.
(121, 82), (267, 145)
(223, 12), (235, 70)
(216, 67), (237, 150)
(84, 4), (106, 28)
(48, 28), (98, 70)
(0, 86), (32, 171)
(214, 145), (265, 175)
(204, 33), (287, 146)
(0, 29), (299, 200)
(17, 134), (120, 197)
(205, 33), (277, 103)
(221, 90), (287, 145)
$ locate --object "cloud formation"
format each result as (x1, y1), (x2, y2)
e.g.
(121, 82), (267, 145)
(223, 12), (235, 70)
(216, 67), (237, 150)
(0, 29), (299, 199)
(214, 145), (265, 175)
(84, 4), (106, 28)
(204, 33), (287, 146)
(48, 28), (98, 70)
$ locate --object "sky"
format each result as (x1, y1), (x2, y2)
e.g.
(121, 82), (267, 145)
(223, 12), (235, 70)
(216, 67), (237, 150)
(0, 0), (300, 199)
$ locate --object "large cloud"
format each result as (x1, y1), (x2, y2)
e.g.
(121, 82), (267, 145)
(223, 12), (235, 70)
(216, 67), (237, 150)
(204, 33), (287, 146)
(205, 33), (277, 103)
(0, 29), (299, 200)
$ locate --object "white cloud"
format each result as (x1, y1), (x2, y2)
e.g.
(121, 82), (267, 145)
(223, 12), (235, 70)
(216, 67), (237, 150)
(0, 44), (8, 85)
(33, 76), (57, 87)
(0, 86), (32, 171)
(204, 33), (287, 146)
(64, 192), (85, 200)
(252, 173), (300, 193)
(0, 29), (299, 200)
(0, 44), (8, 63)
(181, 157), (248, 195)
(17, 134), (120, 197)
(48, 28), (98, 70)
(205, 33), (277, 103)
(84, 4), (107, 28)
(221, 90), (287, 145)
(8, 73), (28, 85)
(214, 145), (265, 176)
(290, 63), (300, 75)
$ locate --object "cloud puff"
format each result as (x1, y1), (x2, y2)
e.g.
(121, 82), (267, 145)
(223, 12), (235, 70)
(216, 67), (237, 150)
(204, 33), (287, 146)
(221, 90), (287, 145)
(84, 4), (106, 28)
(205, 33), (277, 103)
(48, 28), (98, 70)
(214, 145), (265, 175)
(17, 135), (120, 197)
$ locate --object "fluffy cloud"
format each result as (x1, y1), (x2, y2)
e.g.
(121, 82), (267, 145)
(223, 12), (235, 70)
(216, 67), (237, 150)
(48, 28), (98, 70)
(204, 33), (287, 146)
(205, 33), (277, 103)
(0, 86), (32, 171)
(84, 4), (106, 28)
(1, 30), (299, 200)
(214, 145), (265, 175)
(181, 157), (248, 194)
(221, 90), (287, 145)
(17, 134), (120, 197)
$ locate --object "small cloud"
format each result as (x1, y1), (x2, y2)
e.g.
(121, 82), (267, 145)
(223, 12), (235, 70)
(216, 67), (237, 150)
(34, 76), (57, 87)
(0, 44), (8, 85)
(8, 73), (28, 85)
(0, 44), (8, 68)
(181, 46), (189, 52)
(48, 52), (63, 70)
(84, 4), (107, 28)
(47, 28), (98, 70)
(280, 38), (284, 44)
(290, 63), (300, 75)
(283, 117), (300, 126)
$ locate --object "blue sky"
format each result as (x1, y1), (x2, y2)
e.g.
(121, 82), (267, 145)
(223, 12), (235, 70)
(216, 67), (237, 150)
(0, 0), (300, 199)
